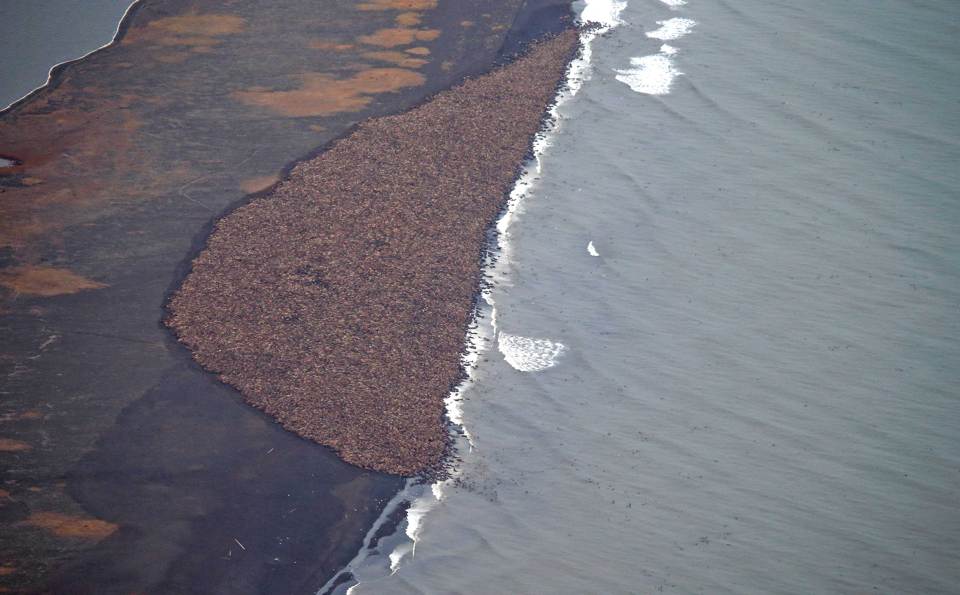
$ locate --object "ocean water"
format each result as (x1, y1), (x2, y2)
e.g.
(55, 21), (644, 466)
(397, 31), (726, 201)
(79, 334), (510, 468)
(332, 0), (960, 593)
(0, 0), (133, 110)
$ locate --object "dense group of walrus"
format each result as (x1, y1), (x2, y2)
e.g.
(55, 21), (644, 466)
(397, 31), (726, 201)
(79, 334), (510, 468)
(167, 30), (580, 476)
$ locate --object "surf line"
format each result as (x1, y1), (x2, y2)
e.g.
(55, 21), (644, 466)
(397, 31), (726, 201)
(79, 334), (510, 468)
(316, 2), (627, 592)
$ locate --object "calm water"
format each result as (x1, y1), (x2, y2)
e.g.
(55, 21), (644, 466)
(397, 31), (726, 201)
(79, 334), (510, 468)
(0, 0), (132, 110)
(333, 0), (960, 592)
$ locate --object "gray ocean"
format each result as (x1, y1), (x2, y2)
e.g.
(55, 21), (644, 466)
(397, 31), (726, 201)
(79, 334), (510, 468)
(336, 0), (960, 593)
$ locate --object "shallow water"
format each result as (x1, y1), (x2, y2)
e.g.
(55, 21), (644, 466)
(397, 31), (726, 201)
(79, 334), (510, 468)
(338, 0), (960, 592)
(0, 0), (132, 110)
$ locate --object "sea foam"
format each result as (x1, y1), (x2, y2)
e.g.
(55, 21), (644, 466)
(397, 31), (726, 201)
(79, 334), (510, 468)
(498, 333), (567, 372)
(645, 17), (696, 40)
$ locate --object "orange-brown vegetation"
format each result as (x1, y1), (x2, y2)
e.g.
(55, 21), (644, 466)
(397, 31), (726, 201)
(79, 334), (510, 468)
(361, 51), (428, 69)
(356, 0), (437, 10)
(0, 85), (147, 252)
(308, 40), (355, 51)
(357, 28), (440, 47)
(0, 266), (106, 297)
(233, 68), (425, 117)
(0, 439), (32, 452)
(22, 512), (118, 540)
(395, 12), (422, 26)
(124, 12), (246, 50)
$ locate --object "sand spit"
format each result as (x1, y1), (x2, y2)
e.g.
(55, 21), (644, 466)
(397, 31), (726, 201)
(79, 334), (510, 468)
(168, 30), (579, 476)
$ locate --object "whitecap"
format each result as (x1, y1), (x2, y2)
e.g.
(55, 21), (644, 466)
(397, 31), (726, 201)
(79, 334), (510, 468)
(660, 43), (679, 56)
(645, 17), (696, 40)
(588, 240), (600, 256)
(615, 53), (682, 95)
(659, 0), (687, 7)
(498, 333), (567, 372)
(579, 0), (628, 28)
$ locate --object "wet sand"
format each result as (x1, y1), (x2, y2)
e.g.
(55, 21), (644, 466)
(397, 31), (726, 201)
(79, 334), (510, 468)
(168, 30), (580, 476)
(0, 0), (572, 591)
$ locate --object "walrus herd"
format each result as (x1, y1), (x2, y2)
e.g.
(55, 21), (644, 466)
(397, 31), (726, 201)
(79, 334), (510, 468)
(167, 30), (580, 476)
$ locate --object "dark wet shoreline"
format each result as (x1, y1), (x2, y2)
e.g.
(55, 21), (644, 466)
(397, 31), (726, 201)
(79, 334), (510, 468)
(1, 0), (573, 592)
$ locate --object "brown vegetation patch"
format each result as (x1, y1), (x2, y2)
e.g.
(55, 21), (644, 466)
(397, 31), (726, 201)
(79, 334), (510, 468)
(22, 512), (118, 540)
(233, 68), (425, 117)
(357, 28), (440, 47)
(361, 51), (428, 69)
(309, 40), (355, 51)
(125, 12), (246, 50)
(395, 12), (422, 26)
(145, 13), (246, 36)
(168, 31), (580, 475)
(357, 0), (437, 10)
(406, 46), (430, 55)
(0, 86), (148, 251)
(0, 266), (106, 297)
(0, 439), (32, 452)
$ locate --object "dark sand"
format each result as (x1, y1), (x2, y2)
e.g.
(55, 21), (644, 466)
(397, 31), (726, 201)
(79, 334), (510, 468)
(168, 30), (580, 476)
(0, 0), (574, 591)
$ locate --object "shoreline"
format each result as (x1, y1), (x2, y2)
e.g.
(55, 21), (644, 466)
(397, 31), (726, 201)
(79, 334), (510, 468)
(0, 0), (143, 115)
(0, 0), (577, 591)
(323, 9), (614, 585)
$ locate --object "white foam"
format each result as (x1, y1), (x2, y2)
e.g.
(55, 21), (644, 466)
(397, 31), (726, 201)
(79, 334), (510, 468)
(588, 240), (600, 256)
(645, 17), (696, 40)
(498, 333), (567, 372)
(618, 16), (694, 95)
(615, 53), (682, 95)
(579, 0), (628, 28)
(315, 478), (419, 593)
(659, 0), (687, 7)
(660, 43), (679, 56)
(565, 0), (628, 97)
